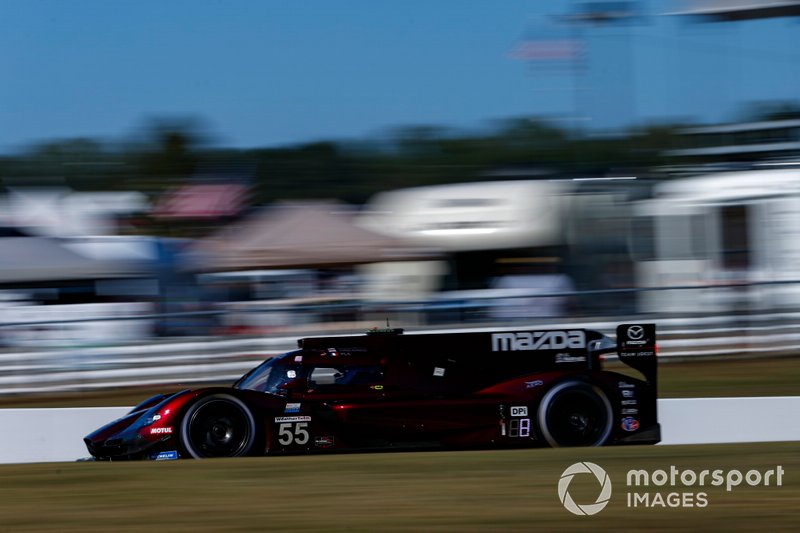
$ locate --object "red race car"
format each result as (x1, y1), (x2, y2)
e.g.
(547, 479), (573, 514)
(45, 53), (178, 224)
(84, 324), (659, 460)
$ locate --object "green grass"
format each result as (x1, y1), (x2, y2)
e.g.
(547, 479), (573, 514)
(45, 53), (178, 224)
(657, 355), (800, 397)
(2, 355), (800, 408)
(0, 443), (797, 531)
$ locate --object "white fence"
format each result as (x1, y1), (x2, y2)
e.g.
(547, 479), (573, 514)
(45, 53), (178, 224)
(2, 312), (800, 395)
(1, 397), (799, 464)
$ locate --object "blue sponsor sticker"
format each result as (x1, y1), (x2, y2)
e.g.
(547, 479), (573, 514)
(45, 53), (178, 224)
(150, 450), (179, 461)
(621, 417), (640, 432)
(285, 402), (301, 413)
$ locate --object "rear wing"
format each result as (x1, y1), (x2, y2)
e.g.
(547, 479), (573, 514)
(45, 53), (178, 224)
(299, 326), (657, 386)
(302, 328), (608, 372)
(616, 323), (657, 391)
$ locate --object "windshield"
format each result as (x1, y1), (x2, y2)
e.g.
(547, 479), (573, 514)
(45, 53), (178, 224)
(234, 354), (304, 394)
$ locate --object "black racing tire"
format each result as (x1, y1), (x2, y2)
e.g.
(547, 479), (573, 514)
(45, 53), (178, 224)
(537, 381), (613, 447)
(180, 394), (257, 458)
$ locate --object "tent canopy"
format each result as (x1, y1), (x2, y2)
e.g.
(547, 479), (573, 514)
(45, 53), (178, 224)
(193, 201), (438, 270)
(0, 236), (149, 284)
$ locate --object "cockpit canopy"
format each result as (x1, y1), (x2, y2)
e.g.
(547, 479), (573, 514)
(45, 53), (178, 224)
(234, 351), (384, 395)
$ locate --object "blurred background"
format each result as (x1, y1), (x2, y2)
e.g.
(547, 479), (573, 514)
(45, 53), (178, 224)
(2, 0), (800, 396)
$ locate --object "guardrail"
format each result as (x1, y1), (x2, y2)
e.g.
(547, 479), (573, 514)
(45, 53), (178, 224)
(1, 312), (799, 396)
(1, 281), (800, 395)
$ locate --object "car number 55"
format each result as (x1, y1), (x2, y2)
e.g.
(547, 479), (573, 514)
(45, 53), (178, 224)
(277, 422), (310, 446)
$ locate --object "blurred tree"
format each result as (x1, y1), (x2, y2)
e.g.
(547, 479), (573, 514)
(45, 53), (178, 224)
(2, 103), (779, 231)
(132, 117), (210, 195)
(0, 137), (134, 190)
(739, 101), (800, 122)
(625, 124), (685, 168)
(249, 141), (364, 204)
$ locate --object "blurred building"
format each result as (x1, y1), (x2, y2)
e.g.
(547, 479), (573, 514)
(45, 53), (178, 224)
(189, 201), (440, 332)
(664, 118), (800, 167)
(0, 187), (208, 344)
(0, 188), (148, 237)
(632, 167), (800, 313)
(359, 178), (641, 318)
(0, 232), (159, 345)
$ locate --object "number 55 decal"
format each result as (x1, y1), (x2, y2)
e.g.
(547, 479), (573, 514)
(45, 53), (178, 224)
(274, 416), (311, 446)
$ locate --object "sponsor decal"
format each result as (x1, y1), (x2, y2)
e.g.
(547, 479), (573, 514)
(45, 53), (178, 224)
(315, 436), (335, 448)
(491, 330), (586, 352)
(627, 325), (645, 341)
(621, 417), (640, 432)
(555, 353), (587, 363)
(622, 326), (651, 349)
(274, 416), (312, 423)
(287, 370), (297, 379)
(621, 399), (637, 406)
(525, 379), (544, 389)
(433, 367), (446, 377)
(149, 427), (173, 435)
(618, 381), (634, 389)
(294, 355), (303, 362)
(285, 402), (301, 413)
(510, 406), (528, 417)
(370, 384), (384, 390)
(622, 390), (634, 398)
(150, 450), (179, 461)
(151, 414), (162, 421)
(621, 408), (639, 415)
(619, 324), (655, 353)
(630, 351), (656, 357)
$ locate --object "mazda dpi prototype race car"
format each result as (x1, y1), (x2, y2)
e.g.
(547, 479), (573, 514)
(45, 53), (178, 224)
(84, 324), (660, 460)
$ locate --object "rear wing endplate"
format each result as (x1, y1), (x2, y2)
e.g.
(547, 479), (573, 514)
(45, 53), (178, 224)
(617, 323), (657, 391)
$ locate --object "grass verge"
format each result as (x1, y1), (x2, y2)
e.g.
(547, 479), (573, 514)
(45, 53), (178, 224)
(0, 442), (797, 531)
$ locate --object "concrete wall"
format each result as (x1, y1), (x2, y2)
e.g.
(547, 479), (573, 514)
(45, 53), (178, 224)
(1, 397), (798, 464)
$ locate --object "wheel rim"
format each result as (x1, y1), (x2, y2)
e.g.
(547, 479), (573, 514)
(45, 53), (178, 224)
(186, 399), (252, 457)
(540, 384), (612, 447)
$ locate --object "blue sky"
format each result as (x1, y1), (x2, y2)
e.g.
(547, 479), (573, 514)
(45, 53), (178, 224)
(1, 0), (799, 152)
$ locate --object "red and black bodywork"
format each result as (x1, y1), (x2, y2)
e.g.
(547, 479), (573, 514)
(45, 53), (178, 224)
(84, 324), (660, 460)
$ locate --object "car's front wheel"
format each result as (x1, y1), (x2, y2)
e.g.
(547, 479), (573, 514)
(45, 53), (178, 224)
(180, 394), (257, 458)
(537, 381), (613, 447)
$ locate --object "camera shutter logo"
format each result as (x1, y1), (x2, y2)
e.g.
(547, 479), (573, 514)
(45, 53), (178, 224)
(558, 462), (612, 516)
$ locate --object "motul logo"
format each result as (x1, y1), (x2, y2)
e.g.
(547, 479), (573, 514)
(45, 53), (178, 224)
(491, 330), (586, 351)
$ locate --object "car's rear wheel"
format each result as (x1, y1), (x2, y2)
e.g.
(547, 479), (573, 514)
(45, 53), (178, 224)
(537, 381), (613, 447)
(180, 394), (256, 458)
